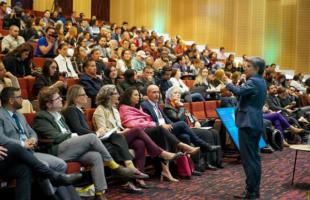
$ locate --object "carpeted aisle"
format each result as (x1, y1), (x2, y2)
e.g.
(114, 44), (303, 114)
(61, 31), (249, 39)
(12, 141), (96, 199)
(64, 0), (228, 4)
(106, 148), (310, 200)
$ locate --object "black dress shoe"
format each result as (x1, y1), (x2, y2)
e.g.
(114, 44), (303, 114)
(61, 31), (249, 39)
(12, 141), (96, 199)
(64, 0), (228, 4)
(192, 170), (202, 176)
(205, 163), (217, 170)
(206, 145), (221, 152)
(217, 163), (224, 169)
(50, 172), (82, 186)
(234, 191), (260, 199)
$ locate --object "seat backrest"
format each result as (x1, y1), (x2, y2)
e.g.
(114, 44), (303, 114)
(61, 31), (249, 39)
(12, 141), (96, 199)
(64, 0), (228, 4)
(183, 102), (191, 112)
(84, 108), (95, 130)
(205, 100), (220, 118)
(26, 77), (36, 100)
(18, 78), (29, 99)
(32, 57), (48, 68)
(67, 78), (80, 88)
(190, 102), (206, 120)
(23, 113), (36, 127)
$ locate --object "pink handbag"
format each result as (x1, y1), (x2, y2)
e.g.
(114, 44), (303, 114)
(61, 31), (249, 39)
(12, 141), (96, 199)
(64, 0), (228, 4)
(176, 155), (194, 178)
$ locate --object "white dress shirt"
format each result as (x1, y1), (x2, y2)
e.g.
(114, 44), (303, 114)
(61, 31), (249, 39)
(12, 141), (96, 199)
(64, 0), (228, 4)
(54, 54), (78, 78)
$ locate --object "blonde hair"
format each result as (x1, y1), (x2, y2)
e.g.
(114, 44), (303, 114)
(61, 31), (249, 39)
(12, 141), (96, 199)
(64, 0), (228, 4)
(63, 84), (84, 111)
(194, 68), (208, 85)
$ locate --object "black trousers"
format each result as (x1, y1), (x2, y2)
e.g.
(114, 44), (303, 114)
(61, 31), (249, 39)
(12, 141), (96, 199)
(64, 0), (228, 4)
(193, 128), (223, 166)
(172, 121), (210, 150)
(0, 142), (54, 200)
(145, 126), (180, 152)
(102, 133), (133, 162)
(238, 128), (262, 194)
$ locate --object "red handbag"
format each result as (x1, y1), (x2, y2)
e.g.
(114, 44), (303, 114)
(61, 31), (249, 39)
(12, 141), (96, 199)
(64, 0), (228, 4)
(176, 155), (195, 178)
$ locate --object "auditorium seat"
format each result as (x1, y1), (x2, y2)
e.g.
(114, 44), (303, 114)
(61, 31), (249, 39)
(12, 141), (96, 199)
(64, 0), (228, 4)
(32, 57), (48, 68)
(205, 100), (220, 119)
(26, 77), (36, 100)
(190, 102), (207, 120)
(183, 102), (190, 112)
(18, 78), (29, 99)
(84, 108), (95, 131)
(0, 29), (9, 36)
(23, 113), (36, 126)
(67, 78), (80, 88)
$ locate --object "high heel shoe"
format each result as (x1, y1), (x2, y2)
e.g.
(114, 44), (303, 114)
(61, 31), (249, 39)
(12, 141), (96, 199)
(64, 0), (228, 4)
(160, 151), (185, 161)
(160, 172), (179, 182)
(185, 147), (200, 155)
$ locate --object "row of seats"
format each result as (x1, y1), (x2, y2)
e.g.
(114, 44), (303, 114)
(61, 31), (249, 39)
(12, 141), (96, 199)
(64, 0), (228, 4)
(17, 78), (196, 100)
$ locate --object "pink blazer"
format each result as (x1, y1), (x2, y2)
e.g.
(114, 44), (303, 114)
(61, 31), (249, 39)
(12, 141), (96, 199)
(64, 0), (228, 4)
(119, 105), (156, 128)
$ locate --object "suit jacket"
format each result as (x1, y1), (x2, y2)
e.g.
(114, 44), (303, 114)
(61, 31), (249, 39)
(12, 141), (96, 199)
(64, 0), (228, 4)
(0, 107), (37, 146)
(62, 106), (91, 135)
(265, 94), (285, 112)
(93, 105), (123, 132)
(226, 74), (267, 132)
(32, 110), (72, 155)
(140, 100), (173, 125)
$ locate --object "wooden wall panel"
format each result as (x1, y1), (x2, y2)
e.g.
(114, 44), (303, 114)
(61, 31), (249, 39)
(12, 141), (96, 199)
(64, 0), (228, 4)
(33, 0), (53, 11)
(73, 0), (91, 18)
(295, 0), (310, 73)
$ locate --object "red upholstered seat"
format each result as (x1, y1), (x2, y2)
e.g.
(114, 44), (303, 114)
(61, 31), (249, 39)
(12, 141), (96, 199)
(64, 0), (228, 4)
(205, 100), (221, 119)
(190, 102), (206, 120)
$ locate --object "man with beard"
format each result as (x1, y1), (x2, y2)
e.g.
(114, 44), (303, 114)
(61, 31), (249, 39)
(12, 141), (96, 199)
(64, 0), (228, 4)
(0, 87), (81, 200)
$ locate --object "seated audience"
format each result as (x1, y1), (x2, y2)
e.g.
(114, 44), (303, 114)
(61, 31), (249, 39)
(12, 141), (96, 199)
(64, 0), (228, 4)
(132, 50), (147, 73)
(33, 59), (66, 97)
(170, 69), (204, 102)
(141, 85), (220, 152)
(54, 43), (78, 78)
(119, 69), (144, 95)
(79, 59), (104, 107)
(32, 87), (142, 199)
(164, 86), (223, 169)
(0, 141), (82, 200)
(0, 87), (81, 200)
(116, 49), (132, 75)
(1, 25), (25, 53)
(35, 27), (59, 57)
(91, 85), (182, 186)
(90, 48), (106, 75)
(119, 87), (200, 181)
(71, 46), (88, 74)
(3, 43), (33, 77)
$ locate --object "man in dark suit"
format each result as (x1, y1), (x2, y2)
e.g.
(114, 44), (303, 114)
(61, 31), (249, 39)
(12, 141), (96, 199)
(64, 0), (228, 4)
(225, 57), (267, 199)
(0, 87), (82, 200)
(141, 84), (220, 152)
(0, 141), (82, 200)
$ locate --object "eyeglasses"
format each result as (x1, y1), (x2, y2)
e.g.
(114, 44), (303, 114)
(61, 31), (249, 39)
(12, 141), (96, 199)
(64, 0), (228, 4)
(112, 92), (119, 95)
(51, 96), (62, 101)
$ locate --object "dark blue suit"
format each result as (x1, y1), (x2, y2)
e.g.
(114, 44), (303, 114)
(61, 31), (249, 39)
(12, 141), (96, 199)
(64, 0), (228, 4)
(141, 100), (210, 150)
(226, 74), (267, 194)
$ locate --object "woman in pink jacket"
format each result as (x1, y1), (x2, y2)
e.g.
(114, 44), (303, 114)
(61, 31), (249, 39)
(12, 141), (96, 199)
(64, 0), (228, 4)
(119, 87), (200, 182)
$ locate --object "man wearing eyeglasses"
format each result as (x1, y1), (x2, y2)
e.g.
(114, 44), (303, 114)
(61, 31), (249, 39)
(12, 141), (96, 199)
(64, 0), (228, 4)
(1, 25), (25, 53)
(0, 87), (81, 199)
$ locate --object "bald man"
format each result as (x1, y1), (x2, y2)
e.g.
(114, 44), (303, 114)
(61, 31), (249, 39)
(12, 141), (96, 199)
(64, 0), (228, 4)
(141, 85), (220, 152)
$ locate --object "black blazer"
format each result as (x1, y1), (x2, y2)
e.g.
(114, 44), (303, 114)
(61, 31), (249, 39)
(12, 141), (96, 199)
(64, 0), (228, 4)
(3, 54), (31, 77)
(141, 100), (173, 125)
(62, 106), (92, 135)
